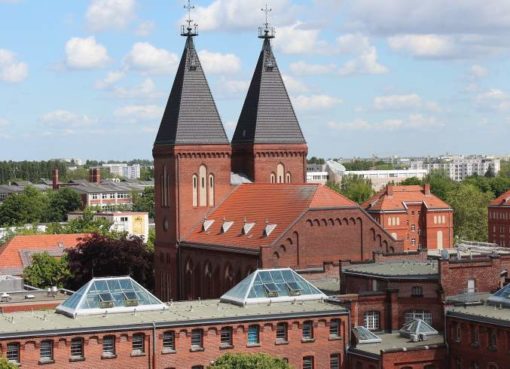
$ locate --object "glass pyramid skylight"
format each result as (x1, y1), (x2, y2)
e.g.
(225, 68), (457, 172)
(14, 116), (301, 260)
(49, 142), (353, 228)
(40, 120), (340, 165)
(352, 326), (382, 344)
(399, 319), (438, 339)
(487, 284), (510, 308)
(56, 276), (167, 318)
(220, 268), (327, 306)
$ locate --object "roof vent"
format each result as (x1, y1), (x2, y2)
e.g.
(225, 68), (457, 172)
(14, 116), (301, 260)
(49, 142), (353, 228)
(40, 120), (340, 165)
(264, 223), (277, 237)
(222, 221), (234, 233)
(202, 219), (215, 232)
(242, 222), (256, 235)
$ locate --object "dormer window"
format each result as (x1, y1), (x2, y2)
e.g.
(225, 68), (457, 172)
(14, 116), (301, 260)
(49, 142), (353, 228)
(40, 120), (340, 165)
(202, 219), (214, 232)
(264, 224), (277, 237)
(222, 221), (234, 233)
(243, 222), (256, 235)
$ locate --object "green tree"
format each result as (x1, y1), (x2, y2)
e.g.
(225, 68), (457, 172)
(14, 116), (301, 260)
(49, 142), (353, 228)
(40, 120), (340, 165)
(399, 177), (423, 185)
(23, 252), (71, 288)
(445, 183), (494, 242)
(208, 353), (293, 369)
(46, 188), (82, 222)
(485, 165), (496, 177)
(45, 207), (116, 237)
(424, 170), (457, 200)
(0, 357), (19, 369)
(0, 186), (49, 226)
(332, 174), (374, 204)
(66, 234), (154, 291)
(132, 187), (155, 219)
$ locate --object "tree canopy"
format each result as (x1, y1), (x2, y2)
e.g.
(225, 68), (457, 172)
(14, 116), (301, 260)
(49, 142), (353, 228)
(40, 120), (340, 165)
(132, 186), (155, 219)
(328, 174), (374, 204)
(23, 252), (71, 289)
(0, 357), (19, 369)
(65, 234), (154, 291)
(208, 353), (293, 369)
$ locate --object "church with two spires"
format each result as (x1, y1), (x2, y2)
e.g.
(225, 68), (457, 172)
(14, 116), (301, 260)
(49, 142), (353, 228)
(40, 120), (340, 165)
(152, 21), (402, 301)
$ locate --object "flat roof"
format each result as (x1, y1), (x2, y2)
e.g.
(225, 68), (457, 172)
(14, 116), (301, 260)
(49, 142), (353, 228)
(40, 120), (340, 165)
(342, 261), (438, 280)
(0, 290), (70, 306)
(447, 304), (510, 326)
(0, 299), (346, 339)
(349, 332), (444, 357)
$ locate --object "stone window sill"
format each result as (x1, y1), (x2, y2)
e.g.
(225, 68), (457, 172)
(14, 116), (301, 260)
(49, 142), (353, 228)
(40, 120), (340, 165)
(190, 347), (204, 352)
(275, 340), (289, 345)
(131, 351), (146, 357)
(38, 359), (55, 365)
(69, 356), (85, 362)
(220, 344), (234, 350)
(301, 338), (316, 343)
(162, 348), (176, 355)
(329, 336), (342, 341)
(101, 353), (117, 360)
(246, 343), (260, 348)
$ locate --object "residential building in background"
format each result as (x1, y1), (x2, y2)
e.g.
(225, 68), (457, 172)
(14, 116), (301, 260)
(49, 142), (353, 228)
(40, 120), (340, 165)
(102, 163), (141, 179)
(0, 234), (87, 275)
(67, 211), (149, 240)
(363, 185), (454, 250)
(488, 190), (510, 247)
(410, 156), (500, 181)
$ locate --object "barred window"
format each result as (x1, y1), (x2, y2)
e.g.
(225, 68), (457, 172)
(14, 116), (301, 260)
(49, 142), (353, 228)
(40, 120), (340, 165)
(70, 337), (84, 359)
(276, 322), (288, 342)
(303, 321), (314, 340)
(132, 333), (145, 354)
(40, 340), (54, 362)
(330, 354), (340, 369)
(329, 319), (341, 338)
(103, 335), (116, 356)
(303, 356), (314, 369)
(247, 325), (259, 345)
(220, 327), (233, 347)
(6, 343), (20, 364)
(411, 286), (423, 297)
(191, 329), (203, 350)
(163, 331), (175, 351)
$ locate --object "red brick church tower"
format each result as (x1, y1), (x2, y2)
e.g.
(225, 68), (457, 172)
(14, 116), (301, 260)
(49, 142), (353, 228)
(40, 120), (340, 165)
(231, 25), (308, 183)
(152, 22), (231, 301)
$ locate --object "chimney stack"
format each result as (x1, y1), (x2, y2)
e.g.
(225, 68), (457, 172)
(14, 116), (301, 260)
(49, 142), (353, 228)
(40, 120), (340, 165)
(52, 168), (59, 190)
(386, 185), (394, 196)
(89, 168), (101, 184)
(424, 183), (431, 195)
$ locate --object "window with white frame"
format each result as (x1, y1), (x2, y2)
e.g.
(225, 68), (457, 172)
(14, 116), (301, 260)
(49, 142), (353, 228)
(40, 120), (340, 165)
(405, 310), (432, 325)
(364, 311), (380, 330)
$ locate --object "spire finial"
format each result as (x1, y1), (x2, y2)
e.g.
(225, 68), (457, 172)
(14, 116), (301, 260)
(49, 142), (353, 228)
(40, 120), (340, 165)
(181, 0), (198, 37)
(258, 3), (275, 39)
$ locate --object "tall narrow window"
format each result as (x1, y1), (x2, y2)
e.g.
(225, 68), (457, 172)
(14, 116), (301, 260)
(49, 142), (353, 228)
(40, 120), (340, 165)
(329, 319), (341, 338)
(163, 331), (175, 352)
(247, 325), (260, 345)
(302, 321), (314, 340)
(277, 163), (285, 183)
(208, 174), (215, 206)
(192, 175), (198, 207)
(199, 165), (207, 206)
(437, 230), (444, 249)
(364, 311), (380, 330)
(330, 354), (341, 369)
(276, 322), (288, 343)
(102, 336), (116, 357)
(163, 165), (168, 207)
(220, 327), (233, 347)
(40, 340), (54, 363)
(191, 329), (203, 350)
(303, 356), (314, 369)
(270, 173), (276, 183)
(285, 172), (291, 183)
(70, 337), (84, 360)
(132, 333), (145, 355)
(6, 343), (20, 364)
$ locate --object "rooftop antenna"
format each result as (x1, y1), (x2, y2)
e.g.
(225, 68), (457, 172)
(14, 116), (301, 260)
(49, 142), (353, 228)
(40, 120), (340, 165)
(258, 3), (275, 39)
(181, 0), (198, 37)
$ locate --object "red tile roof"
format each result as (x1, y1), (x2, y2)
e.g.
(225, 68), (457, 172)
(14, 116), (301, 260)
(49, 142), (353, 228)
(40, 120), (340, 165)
(490, 190), (510, 206)
(363, 185), (451, 212)
(0, 234), (88, 274)
(184, 184), (356, 249)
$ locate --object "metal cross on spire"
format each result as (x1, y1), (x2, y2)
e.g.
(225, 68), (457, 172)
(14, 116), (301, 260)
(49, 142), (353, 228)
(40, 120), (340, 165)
(181, 0), (198, 37)
(258, 3), (275, 39)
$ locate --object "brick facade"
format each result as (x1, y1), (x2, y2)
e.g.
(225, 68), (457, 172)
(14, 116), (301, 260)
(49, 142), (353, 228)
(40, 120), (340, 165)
(488, 193), (510, 247)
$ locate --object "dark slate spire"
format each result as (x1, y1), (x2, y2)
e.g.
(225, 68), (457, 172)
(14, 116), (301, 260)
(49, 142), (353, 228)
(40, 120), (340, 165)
(232, 30), (306, 145)
(154, 33), (228, 146)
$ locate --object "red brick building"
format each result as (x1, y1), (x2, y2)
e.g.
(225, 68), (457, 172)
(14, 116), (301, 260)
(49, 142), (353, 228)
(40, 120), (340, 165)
(0, 272), (348, 369)
(488, 189), (510, 247)
(363, 185), (453, 251)
(152, 25), (402, 301)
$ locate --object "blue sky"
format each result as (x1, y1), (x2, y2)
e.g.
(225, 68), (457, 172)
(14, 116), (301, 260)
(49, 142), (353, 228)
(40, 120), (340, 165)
(1, 0), (510, 160)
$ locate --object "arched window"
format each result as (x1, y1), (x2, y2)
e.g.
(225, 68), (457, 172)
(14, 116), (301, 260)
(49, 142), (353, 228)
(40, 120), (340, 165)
(192, 175), (198, 207)
(270, 173), (276, 183)
(285, 172), (291, 183)
(208, 174), (214, 206)
(277, 163), (285, 183)
(437, 230), (443, 249)
(199, 165), (207, 207)
(363, 311), (380, 330)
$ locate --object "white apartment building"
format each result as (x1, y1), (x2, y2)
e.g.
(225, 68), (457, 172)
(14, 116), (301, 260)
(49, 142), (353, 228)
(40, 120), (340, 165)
(410, 157), (500, 181)
(102, 163), (141, 179)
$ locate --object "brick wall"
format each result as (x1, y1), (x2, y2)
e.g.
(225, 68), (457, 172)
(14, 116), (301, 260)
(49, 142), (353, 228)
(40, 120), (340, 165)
(488, 205), (510, 247)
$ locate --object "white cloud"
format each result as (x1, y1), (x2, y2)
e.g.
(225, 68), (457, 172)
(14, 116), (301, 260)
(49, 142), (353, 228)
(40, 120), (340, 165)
(275, 23), (324, 54)
(40, 110), (97, 127)
(198, 50), (241, 74)
(337, 34), (387, 75)
(0, 118), (9, 127)
(112, 78), (161, 99)
(373, 94), (441, 112)
(95, 70), (126, 89)
(124, 42), (178, 75)
(65, 37), (110, 69)
(328, 114), (442, 131)
(282, 74), (308, 93)
(470, 64), (489, 78)
(188, 0), (296, 31)
(114, 104), (163, 121)
(0, 49), (28, 83)
(387, 34), (456, 58)
(135, 20), (155, 36)
(289, 61), (336, 76)
(475, 89), (510, 111)
(292, 94), (342, 110)
(220, 79), (250, 94)
(86, 0), (136, 31)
